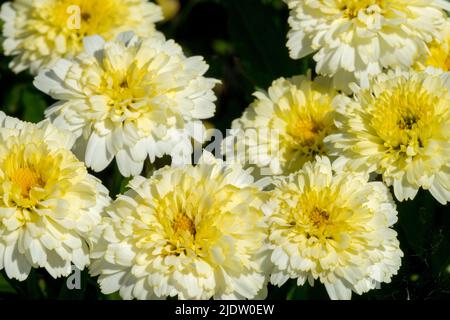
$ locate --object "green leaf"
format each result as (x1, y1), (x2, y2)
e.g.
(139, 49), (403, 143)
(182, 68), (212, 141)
(3, 84), (24, 114)
(21, 86), (47, 123)
(109, 164), (126, 197)
(104, 292), (121, 300)
(26, 269), (44, 299)
(286, 284), (309, 300)
(220, 0), (310, 88)
(396, 192), (435, 256)
(119, 176), (133, 193)
(0, 272), (16, 295)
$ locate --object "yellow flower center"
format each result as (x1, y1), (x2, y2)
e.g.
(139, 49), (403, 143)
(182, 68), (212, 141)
(284, 110), (334, 167)
(157, 193), (205, 256)
(144, 180), (263, 262)
(370, 81), (438, 156)
(99, 57), (159, 124)
(288, 189), (347, 241)
(275, 83), (336, 174)
(309, 207), (330, 228)
(173, 213), (196, 237)
(43, 0), (129, 51)
(10, 167), (43, 198)
(289, 118), (324, 147)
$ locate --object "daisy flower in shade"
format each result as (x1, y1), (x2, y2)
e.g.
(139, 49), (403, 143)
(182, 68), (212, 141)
(416, 19), (450, 72)
(0, 0), (163, 75)
(0, 112), (110, 281)
(266, 156), (402, 300)
(34, 33), (219, 177)
(89, 152), (270, 300)
(284, 0), (450, 91)
(325, 69), (450, 204)
(224, 75), (338, 175)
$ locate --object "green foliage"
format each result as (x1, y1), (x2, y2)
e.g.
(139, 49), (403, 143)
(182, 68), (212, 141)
(0, 273), (16, 295)
(219, 0), (310, 89)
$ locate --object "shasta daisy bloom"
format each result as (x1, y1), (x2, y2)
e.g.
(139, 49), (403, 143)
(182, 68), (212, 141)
(0, 0), (163, 75)
(224, 75), (338, 175)
(326, 69), (450, 204)
(34, 33), (219, 177)
(89, 153), (270, 300)
(0, 112), (110, 281)
(284, 0), (450, 91)
(266, 156), (402, 300)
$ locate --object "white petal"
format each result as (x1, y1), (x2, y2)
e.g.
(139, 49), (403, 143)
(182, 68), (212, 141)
(85, 133), (114, 172)
(83, 35), (106, 57)
(4, 242), (32, 281)
(116, 150), (144, 177)
(325, 280), (352, 300)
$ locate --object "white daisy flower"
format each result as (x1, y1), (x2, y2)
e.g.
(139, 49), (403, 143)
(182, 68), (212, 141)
(34, 33), (219, 177)
(0, 0), (163, 74)
(266, 156), (403, 300)
(0, 112), (110, 281)
(326, 69), (450, 204)
(284, 0), (450, 91)
(89, 152), (270, 300)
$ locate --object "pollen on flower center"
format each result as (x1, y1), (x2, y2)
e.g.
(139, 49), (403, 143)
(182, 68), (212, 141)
(119, 80), (129, 89)
(397, 114), (419, 130)
(10, 167), (43, 197)
(309, 207), (330, 228)
(173, 213), (196, 236)
(81, 13), (91, 22)
(290, 118), (324, 146)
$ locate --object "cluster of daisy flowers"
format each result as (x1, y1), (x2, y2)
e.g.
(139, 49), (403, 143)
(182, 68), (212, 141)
(0, 0), (448, 301)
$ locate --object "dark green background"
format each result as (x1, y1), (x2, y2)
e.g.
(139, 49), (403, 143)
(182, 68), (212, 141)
(0, 0), (448, 300)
